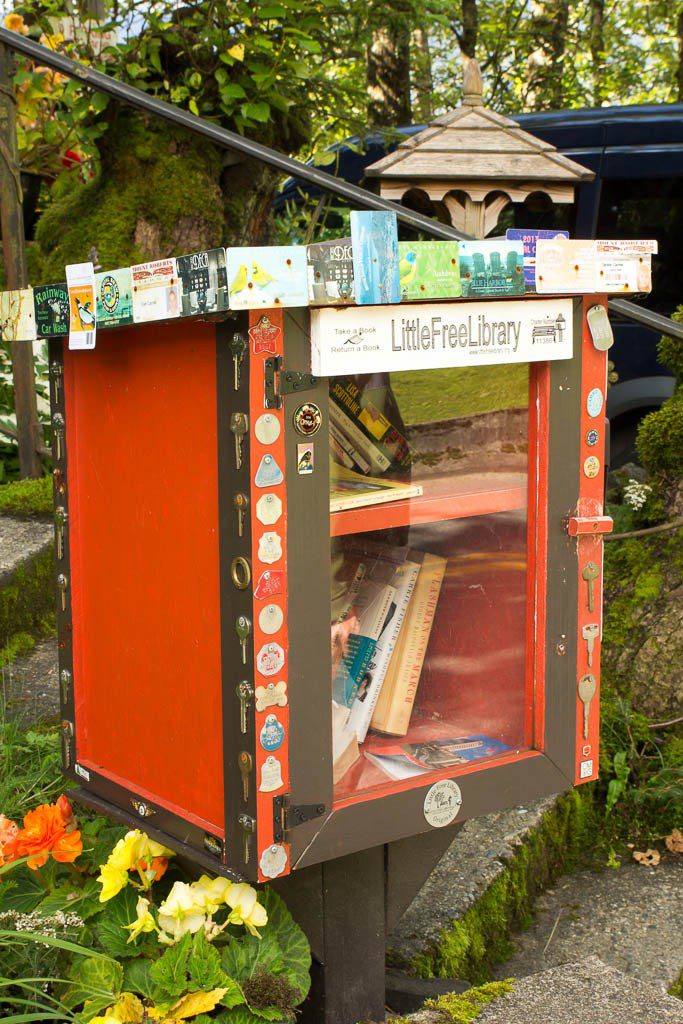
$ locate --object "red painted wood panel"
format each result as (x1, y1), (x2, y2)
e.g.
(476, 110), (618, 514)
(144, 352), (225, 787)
(65, 321), (224, 833)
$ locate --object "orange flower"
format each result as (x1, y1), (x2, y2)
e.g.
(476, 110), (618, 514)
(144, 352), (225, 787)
(56, 795), (75, 824)
(4, 13), (29, 35)
(0, 815), (19, 867)
(135, 856), (168, 883)
(3, 800), (82, 869)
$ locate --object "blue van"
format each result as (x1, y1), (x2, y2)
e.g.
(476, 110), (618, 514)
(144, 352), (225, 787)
(277, 103), (683, 463)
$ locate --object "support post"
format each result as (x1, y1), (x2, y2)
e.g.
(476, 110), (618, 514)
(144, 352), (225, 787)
(0, 41), (42, 478)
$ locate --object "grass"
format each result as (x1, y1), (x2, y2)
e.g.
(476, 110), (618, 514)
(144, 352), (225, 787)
(0, 477), (53, 518)
(0, 688), (62, 820)
(390, 364), (529, 424)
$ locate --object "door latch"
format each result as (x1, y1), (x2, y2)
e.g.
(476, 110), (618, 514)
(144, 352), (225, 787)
(264, 356), (317, 409)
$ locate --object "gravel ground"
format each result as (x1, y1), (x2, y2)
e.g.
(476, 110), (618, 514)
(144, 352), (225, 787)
(2, 637), (60, 726)
(492, 857), (683, 993)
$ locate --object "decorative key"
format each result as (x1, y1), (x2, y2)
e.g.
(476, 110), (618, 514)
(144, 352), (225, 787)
(53, 467), (66, 495)
(236, 614), (252, 664)
(238, 813), (255, 864)
(233, 492), (249, 537)
(230, 334), (247, 391)
(582, 623), (600, 666)
(577, 673), (597, 740)
(230, 412), (248, 470)
(50, 361), (63, 405)
(581, 561), (600, 612)
(238, 751), (253, 802)
(57, 573), (68, 611)
(53, 412), (65, 462)
(55, 506), (68, 560)
(236, 680), (253, 734)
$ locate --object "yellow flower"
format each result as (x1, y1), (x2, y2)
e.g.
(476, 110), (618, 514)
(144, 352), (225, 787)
(4, 13), (29, 34)
(107, 831), (145, 872)
(225, 882), (268, 937)
(97, 860), (129, 903)
(125, 897), (158, 943)
(191, 874), (233, 915)
(157, 881), (207, 943)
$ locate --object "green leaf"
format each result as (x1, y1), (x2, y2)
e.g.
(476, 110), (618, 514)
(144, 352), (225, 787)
(95, 886), (153, 959)
(221, 932), (286, 984)
(188, 929), (225, 991)
(63, 955), (123, 1014)
(151, 931), (193, 1001)
(0, 870), (43, 913)
(241, 101), (271, 122)
(37, 878), (102, 921)
(189, 98), (200, 116)
(123, 957), (155, 999)
(220, 83), (248, 98)
(259, 889), (311, 1000)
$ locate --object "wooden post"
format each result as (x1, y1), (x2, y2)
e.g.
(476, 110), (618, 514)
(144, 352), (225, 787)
(0, 41), (43, 478)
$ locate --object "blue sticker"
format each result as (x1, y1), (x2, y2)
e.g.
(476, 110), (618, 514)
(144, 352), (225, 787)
(255, 454), (284, 488)
(506, 229), (569, 291)
(586, 428), (599, 447)
(586, 388), (604, 418)
(350, 211), (401, 305)
(259, 713), (285, 751)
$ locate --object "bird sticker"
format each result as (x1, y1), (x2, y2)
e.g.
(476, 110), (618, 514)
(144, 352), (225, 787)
(399, 250), (418, 290)
(251, 260), (274, 289)
(229, 264), (248, 298)
(76, 297), (96, 329)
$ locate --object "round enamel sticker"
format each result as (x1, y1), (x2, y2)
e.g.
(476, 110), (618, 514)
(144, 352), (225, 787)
(423, 780), (462, 828)
(259, 603), (284, 635)
(584, 455), (600, 478)
(259, 843), (288, 879)
(260, 714), (285, 751)
(585, 428), (599, 447)
(254, 413), (281, 446)
(586, 388), (604, 418)
(293, 402), (322, 437)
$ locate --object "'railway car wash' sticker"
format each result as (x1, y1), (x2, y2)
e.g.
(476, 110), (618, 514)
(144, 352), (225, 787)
(423, 780), (462, 827)
(254, 570), (285, 600)
(255, 680), (288, 711)
(255, 454), (284, 487)
(586, 388), (604, 418)
(257, 643), (285, 677)
(260, 844), (288, 878)
(260, 714), (285, 751)
(259, 755), (284, 792)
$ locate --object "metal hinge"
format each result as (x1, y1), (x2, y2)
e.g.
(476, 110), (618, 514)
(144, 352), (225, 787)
(565, 515), (613, 537)
(264, 356), (317, 409)
(273, 794), (325, 842)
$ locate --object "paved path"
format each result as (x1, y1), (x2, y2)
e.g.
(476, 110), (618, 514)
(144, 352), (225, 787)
(492, 857), (683, 993)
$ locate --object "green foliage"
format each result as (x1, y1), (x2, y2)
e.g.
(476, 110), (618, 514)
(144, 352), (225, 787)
(421, 979), (514, 1024)
(636, 393), (683, 480)
(0, 542), (56, 665)
(63, 954), (123, 1015)
(0, 720), (61, 822)
(410, 789), (596, 983)
(0, 478), (52, 518)
(95, 885), (157, 959)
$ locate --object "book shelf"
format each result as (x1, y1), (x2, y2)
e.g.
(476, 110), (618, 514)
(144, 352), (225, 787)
(330, 471), (527, 536)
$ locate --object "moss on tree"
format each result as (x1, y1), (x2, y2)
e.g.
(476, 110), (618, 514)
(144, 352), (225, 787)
(637, 306), (683, 479)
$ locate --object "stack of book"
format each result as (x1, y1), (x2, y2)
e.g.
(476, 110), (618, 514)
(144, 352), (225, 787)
(331, 543), (447, 783)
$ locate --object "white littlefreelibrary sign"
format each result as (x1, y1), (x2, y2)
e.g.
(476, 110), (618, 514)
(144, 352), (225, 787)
(310, 298), (573, 376)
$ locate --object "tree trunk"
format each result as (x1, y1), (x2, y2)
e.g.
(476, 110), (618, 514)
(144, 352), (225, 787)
(458, 0), (478, 64)
(525, 0), (570, 111)
(411, 25), (433, 122)
(589, 0), (605, 106)
(366, 3), (412, 127)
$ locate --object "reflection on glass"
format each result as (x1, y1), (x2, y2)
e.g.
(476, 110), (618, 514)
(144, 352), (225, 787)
(329, 365), (532, 801)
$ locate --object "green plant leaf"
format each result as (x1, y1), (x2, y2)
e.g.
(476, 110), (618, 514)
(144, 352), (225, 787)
(37, 879), (102, 921)
(221, 1007), (285, 1024)
(95, 886), (154, 959)
(220, 932), (286, 984)
(188, 929), (225, 991)
(62, 955), (123, 1014)
(259, 889), (311, 1001)
(0, 870), (43, 913)
(150, 931), (193, 1001)
(123, 957), (155, 999)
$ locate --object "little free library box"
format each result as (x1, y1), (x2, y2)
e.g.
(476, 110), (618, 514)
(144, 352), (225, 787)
(47, 278), (611, 885)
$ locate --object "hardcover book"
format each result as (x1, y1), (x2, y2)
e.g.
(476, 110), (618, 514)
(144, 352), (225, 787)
(398, 241), (461, 301)
(350, 211), (401, 305)
(459, 240), (525, 297)
(307, 238), (355, 305)
(226, 246), (308, 309)
(177, 247), (229, 316)
(131, 259), (181, 323)
(34, 284), (69, 339)
(332, 571), (397, 709)
(370, 551), (447, 736)
(96, 268), (134, 328)
(330, 464), (423, 513)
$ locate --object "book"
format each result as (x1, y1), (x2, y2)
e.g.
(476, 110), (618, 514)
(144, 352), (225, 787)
(398, 241), (461, 301)
(350, 210), (401, 305)
(307, 238), (355, 305)
(459, 240), (525, 297)
(332, 701), (360, 784)
(225, 245), (308, 309)
(177, 247), (229, 316)
(96, 268), (134, 328)
(0, 288), (37, 342)
(347, 556), (421, 742)
(365, 735), (513, 780)
(330, 464), (423, 513)
(332, 561), (397, 709)
(34, 284), (69, 339)
(131, 259), (181, 322)
(329, 376), (412, 476)
(370, 551), (447, 736)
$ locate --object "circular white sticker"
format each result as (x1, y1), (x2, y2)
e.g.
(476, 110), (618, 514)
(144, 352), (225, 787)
(423, 780), (462, 828)
(254, 413), (281, 445)
(586, 387), (604, 418)
(259, 843), (288, 878)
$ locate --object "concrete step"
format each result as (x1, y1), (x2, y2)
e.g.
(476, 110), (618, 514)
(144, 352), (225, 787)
(0, 515), (52, 587)
(406, 957), (683, 1024)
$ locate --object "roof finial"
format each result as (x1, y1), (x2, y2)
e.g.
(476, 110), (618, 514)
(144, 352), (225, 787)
(462, 58), (483, 107)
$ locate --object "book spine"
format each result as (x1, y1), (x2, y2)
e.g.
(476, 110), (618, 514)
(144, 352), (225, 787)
(330, 418), (371, 474)
(371, 554), (447, 736)
(329, 400), (391, 474)
(347, 563), (420, 743)
(330, 432), (355, 471)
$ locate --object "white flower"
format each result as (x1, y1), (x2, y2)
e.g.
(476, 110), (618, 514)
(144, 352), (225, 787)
(157, 881), (206, 942)
(623, 479), (652, 511)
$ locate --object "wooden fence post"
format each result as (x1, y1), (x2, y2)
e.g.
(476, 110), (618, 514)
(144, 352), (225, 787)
(0, 41), (43, 479)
